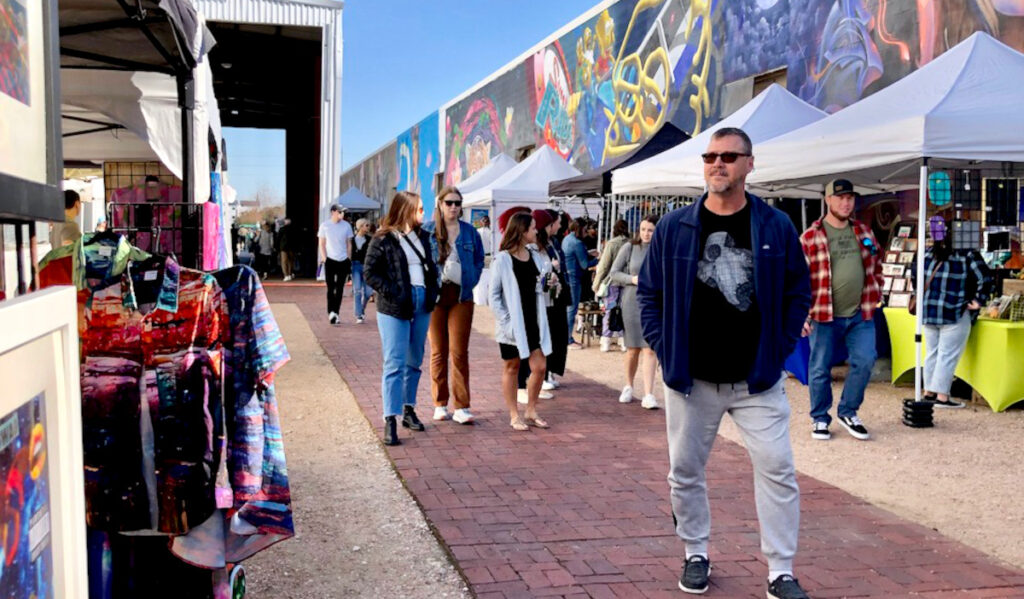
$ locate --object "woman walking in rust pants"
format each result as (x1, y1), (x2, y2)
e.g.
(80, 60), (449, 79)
(423, 186), (486, 424)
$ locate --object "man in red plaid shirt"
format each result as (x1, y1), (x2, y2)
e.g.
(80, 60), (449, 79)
(799, 179), (883, 442)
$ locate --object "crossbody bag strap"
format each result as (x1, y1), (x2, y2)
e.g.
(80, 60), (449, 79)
(400, 232), (431, 276)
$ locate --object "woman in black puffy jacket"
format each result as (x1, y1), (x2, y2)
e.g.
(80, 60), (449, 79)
(363, 191), (440, 445)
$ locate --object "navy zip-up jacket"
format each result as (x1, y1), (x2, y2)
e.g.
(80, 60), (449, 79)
(637, 193), (811, 395)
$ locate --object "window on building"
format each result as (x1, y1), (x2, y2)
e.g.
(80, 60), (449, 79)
(515, 144), (535, 162)
(753, 67), (788, 96)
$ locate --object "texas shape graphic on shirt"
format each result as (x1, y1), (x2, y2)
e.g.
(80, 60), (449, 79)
(698, 231), (754, 311)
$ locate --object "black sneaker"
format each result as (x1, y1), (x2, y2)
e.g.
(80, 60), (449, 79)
(927, 397), (965, 409)
(838, 415), (870, 440)
(811, 421), (830, 441)
(767, 574), (810, 599)
(678, 555), (710, 594)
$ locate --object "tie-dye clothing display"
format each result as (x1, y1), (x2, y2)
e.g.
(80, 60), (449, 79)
(81, 255), (228, 534)
(39, 239), (292, 596)
(172, 266), (293, 567)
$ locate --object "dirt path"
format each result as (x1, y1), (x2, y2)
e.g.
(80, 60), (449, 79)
(472, 307), (1024, 569)
(241, 304), (470, 598)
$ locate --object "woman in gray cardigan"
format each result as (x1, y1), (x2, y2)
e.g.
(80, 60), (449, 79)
(609, 214), (660, 409)
(489, 212), (554, 430)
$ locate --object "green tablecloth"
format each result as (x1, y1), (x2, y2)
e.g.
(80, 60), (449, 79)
(884, 308), (1024, 412)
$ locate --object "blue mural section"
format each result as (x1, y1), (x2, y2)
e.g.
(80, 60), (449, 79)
(397, 112), (441, 219)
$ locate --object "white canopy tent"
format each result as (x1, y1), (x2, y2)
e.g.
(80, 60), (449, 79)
(747, 32), (1024, 402)
(455, 153), (518, 196)
(463, 146), (583, 306)
(612, 84), (828, 197)
(61, 62), (221, 203)
(327, 187), (380, 220)
(463, 145), (583, 208)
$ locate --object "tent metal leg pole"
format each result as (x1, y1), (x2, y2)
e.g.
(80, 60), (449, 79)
(178, 70), (195, 204)
(914, 159), (929, 401)
(801, 198), (807, 231)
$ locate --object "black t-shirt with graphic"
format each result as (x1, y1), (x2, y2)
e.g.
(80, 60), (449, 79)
(689, 201), (761, 384)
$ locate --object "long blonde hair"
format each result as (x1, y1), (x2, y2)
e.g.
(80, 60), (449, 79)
(376, 191), (421, 237)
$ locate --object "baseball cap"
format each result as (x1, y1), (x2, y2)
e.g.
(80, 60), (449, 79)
(330, 204), (345, 213)
(825, 179), (858, 197)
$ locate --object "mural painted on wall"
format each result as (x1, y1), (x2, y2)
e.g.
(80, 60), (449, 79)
(345, 0), (1024, 196)
(527, 0), (723, 172)
(339, 141), (396, 208)
(397, 112), (441, 219)
(723, 0), (1024, 114)
(443, 64), (535, 186)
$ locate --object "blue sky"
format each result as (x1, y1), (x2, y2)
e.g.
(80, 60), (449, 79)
(224, 0), (598, 203)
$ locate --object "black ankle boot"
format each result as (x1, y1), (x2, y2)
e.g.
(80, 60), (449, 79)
(383, 416), (400, 446)
(401, 405), (425, 431)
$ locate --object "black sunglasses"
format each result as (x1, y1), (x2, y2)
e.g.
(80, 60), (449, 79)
(701, 151), (751, 164)
(443, 200), (463, 207)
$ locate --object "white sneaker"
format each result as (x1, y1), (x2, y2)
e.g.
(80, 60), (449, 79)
(542, 380), (556, 391)
(452, 408), (475, 424)
(619, 386), (633, 403)
(618, 338), (627, 352)
(600, 337), (612, 352)
(547, 378), (561, 389)
(433, 407), (450, 421)
(641, 394), (660, 410)
(517, 389), (528, 404)
(356, 316), (365, 324)
(328, 312), (339, 325)
(539, 391), (554, 400)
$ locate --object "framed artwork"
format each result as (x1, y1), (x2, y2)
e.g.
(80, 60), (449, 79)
(882, 277), (893, 292)
(0, 287), (88, 597)
(905, 239), (919, 252)
(882, 263), (906, 277)
(889, 292), (912, 308)
(884, 251), (900, 263)
(898, 252), (916, 264)
(469, 208), (489, 228)
(897, 225), (913, 238)
(891, 278), (908, 292)
(0, 0), (62, 221)
(889, 237), (905, 251)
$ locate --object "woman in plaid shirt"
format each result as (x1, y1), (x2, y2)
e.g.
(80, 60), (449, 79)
(911, 218), (994, 408)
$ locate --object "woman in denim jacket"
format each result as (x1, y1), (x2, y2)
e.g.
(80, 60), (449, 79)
(422, 186), (486, 424)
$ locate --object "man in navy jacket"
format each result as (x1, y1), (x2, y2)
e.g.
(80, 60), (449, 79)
(637, 128), (812, 599)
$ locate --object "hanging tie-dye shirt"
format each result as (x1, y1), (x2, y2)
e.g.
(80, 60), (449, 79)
(80, 255), (228, 534)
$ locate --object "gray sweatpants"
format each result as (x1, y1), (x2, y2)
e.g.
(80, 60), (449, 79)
(665, 377), (799, 572)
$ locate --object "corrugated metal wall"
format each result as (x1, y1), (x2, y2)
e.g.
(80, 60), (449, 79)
(195, 0), (338, 27)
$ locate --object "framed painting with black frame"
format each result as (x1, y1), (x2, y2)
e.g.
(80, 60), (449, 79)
(0, 0), (63, 297)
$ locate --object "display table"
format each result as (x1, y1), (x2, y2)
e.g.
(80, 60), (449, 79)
(883, 308), (1024, 412)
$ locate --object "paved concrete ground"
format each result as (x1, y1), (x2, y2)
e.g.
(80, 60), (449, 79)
(267, 286), (1024, 598)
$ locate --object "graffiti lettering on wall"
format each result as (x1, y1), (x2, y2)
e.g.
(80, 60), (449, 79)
(527, 0), (721, 171)
(397, 112), (440, 219)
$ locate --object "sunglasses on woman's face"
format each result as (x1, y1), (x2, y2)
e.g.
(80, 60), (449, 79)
(444, 200), (463, 207)
(701, 151), (750, 164)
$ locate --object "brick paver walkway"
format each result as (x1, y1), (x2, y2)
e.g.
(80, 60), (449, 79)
(268, 286), (1024, 598)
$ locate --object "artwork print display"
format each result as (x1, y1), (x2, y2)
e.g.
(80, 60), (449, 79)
(0, 393), (53, 599)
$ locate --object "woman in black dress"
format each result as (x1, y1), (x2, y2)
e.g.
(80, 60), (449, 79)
(489, 212), (554, 430)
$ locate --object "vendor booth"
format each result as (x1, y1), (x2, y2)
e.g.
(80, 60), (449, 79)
(612, 84), (828, 197)
(747, 32), (1024, 406)
(330, 187), (381, 217)
(463, 146), (584, 305)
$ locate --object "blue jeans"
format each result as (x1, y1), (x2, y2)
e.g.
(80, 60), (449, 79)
(808, 313), (877, 424)
(351, 262), (370, 319)
(377, 287), (431, 418)
(923, 311), (972, 396)
(566, 276), (582, 344)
